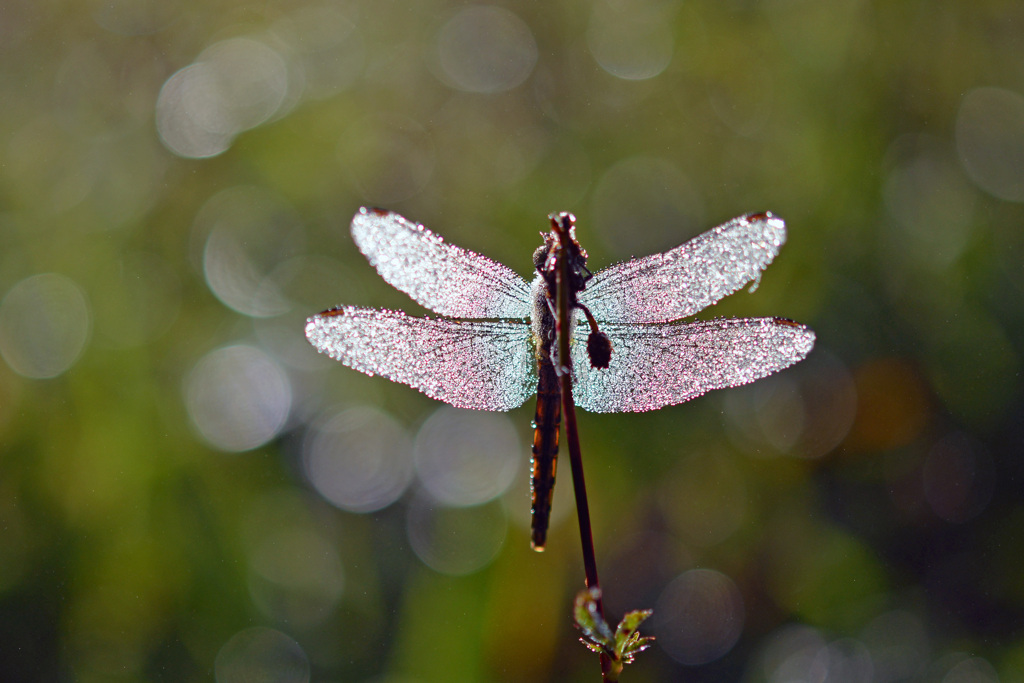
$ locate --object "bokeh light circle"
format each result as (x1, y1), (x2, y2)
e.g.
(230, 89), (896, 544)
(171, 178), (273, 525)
(247, 526), (345, 627)
(434, 6), (538, 93)
(859, 610), (929, 681)
(414, 406), (520, 507)
(654, 568), (745, 665)
(0, 273), (91, 379)
(303, 406), (414, 513)
(185, 345), (292, 452)
(883, 140), (977, 268)
(194, 38), (289, 132)
(214, 627), (309, 683)
(406, 497), (507, 576)
(942, 656), (998, 683)
(813, 638), (874, 682)
(590, 156), (704, 257)
(156, 63), (234, 159)
(753, 624), (826, 681)
(272, 5), (365, 100)
(955, 87), (1024, 202)
(586, 0), (674, 80)
(753, 625), (877, 683)
(199, 186), (306, 318)
(156, 37), (289, 159)
(730, 372), (807, 454)
(724, 350), (857, 459)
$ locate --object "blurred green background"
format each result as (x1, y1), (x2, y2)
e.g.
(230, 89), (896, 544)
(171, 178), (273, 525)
(1, 0), (1023, 681)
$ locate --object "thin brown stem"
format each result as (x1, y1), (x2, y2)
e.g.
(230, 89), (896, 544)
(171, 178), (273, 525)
(553, 230), (612, 679)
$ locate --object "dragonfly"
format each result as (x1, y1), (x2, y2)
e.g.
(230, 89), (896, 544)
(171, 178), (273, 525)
(306, 207), (815, 550)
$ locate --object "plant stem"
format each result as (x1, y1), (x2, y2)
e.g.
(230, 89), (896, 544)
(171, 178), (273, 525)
(560, 366), (613, 679)
(553, 227), (612, 679)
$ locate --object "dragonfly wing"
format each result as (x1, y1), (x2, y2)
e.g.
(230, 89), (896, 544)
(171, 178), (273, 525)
(572, 317), (815, 413)
(580, 212), (787, 324)
(351, 208), (533, 319)
(306, 307), (536, 411)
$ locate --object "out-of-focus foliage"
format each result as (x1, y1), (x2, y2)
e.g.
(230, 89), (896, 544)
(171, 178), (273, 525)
(0, 0), (1022, 681)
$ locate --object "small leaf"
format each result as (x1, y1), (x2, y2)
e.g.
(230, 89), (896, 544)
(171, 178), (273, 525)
(573, 588), (614, 650)
(573, 589), (655, 675)
(612, 608), (655, 665)
(615, 609), (653, 642)
(619, 632), (655, 663)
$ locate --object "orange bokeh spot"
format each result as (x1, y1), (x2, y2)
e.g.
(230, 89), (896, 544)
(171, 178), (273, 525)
(845, 358), (930, 451)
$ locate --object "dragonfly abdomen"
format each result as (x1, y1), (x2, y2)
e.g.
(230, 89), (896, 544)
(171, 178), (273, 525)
(530, 356), (561, 551)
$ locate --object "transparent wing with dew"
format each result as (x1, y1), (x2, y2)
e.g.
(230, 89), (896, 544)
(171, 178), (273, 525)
(572, 317), (815, 413)
(306, 306), (537, 411)
(579, 212), (787, 324)
(351, 208), (533, 319)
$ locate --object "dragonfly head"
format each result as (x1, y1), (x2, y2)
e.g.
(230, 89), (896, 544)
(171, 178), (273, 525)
(547, 211), (579, 248)
(544, 212), (587, 269)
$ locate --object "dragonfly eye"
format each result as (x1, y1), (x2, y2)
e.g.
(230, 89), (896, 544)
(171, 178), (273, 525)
(533, 244), (550, 273)
(547, 211), (575, 229)
(558, 212), (575, 232)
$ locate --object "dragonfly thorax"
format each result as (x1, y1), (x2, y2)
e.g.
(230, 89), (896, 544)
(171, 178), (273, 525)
(530, 273), (561, 363)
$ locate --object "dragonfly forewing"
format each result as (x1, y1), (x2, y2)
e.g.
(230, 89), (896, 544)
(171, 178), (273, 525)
(351, 208), (533, 319)
(580, 212), (786, 324)
(306, 306), (537, 411)
(571, 317), (815, 413)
